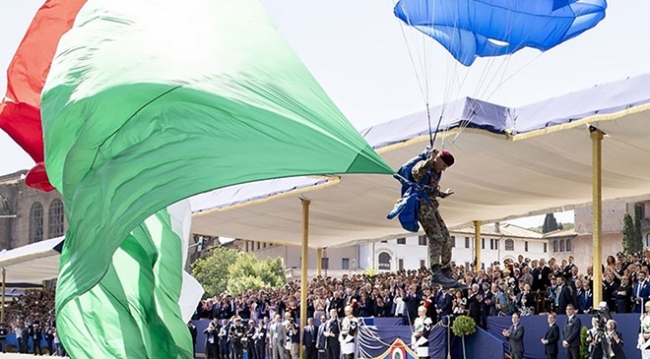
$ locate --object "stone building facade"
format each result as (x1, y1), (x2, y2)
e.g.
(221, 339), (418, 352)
(0, 170), (66, 250)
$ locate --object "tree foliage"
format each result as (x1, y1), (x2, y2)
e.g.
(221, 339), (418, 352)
(633, 203), (644, 254)
(191, 247), (286, 298)
(191, 246), (238, 297)
(542, 213), (559, 233)
(622, 213), (635, 255)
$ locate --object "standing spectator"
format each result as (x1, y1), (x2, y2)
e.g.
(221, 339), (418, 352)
(555, 277), (573, 315)
(29, 321), (43, 356)
(204, 318), (219, 359)
(269, 314), (286, 359)
(615, 276), (632, 313)
(340, 306), (358, 359)
(541, 313), (560, 359)
(562, 304), (581, 359)
(605, 319), (625, 359)
(188, 321), (198, 359)
(302, 317), (318, 359)
(502, 312), (525, 359)
(324, 309), (341, 359)
(633, 271), (650, 313)
(0, 323), (6, 353)
(315, 315), (327, 359)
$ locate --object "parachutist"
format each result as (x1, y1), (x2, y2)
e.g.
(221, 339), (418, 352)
(411, 149), (464, 289)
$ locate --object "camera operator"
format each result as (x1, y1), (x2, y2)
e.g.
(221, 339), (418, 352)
(586, 303), (616, 359)
(586, 317), (603, 359)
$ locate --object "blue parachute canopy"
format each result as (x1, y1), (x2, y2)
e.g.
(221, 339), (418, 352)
(394, 0), (607, 66)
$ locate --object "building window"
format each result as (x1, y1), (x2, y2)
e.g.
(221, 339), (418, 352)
(29, 202), (43, 243)
(481, 263), (485, 270)
(524, 241), (529, 252)
(465, 237), (470, 249)
(245, 241), (249, 252)
(257, 242), (260, 250)
(48, 199), (64, 238)
(495, 239), (499, 250)
(399, 259), (404, 271)
(553, 240), (558, 252)
(420, 260), (426, 269)
(505, 239), (514, 251)
(342, 258), (350, 270)
(418, 235), (427, 246)
(397, 238), (406, 245)
(543, 243), (547, 253)
(481, 238), (485, 249)
(566, 239), (572, 252)
(381, 240), (388, 243)
(647, 233), (650, 247)
(263, 242), (267, 248)
(378, 252), (391, 271)
(451, 236), (456, 248)
(560, 240), (565, 252)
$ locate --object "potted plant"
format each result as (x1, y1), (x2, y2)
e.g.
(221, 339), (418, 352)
(452, 315), (477, 359)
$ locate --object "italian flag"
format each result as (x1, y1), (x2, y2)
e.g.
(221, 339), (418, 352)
(1, 0), (393, 358)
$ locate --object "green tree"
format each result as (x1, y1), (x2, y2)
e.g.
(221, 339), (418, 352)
(633, 203), (644, 254)
(191, 246), (238, 297)
(542, 213), (559, 233)
(580, 326), (588, 359)
(622, 213), (635, 255)
(227, 252), (286, 294)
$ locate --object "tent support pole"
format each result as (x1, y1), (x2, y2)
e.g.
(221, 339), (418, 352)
(317, 248), (323, 277)
(1, 268), (4, 323)
(300, 199), (310, 359)
(591, 127), (604, 305)
(474, 221), (482, 271)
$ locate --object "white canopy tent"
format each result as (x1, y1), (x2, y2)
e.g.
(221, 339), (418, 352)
(0, 236), (63, 285)
(190, 74), (650, 248)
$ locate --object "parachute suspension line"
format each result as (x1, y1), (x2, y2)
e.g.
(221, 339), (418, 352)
(392, 0), (428, 105)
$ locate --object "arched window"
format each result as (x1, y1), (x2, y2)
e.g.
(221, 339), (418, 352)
(553, 240), (558, 252)
(505, 239), (514, 251)
(560, 240), (565, 252)
(646, 233), (650, 247)
(29, 202), (44, 243)
(566, 238), (572, 252)
(48, 199), (65, 238)
(378, 252), (392, 271)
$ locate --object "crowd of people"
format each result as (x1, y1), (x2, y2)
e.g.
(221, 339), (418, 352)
(0, 288), (65, 355)
(193, 249), (650, 359)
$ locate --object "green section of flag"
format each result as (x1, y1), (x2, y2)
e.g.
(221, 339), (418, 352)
(41, 0), (392, 357)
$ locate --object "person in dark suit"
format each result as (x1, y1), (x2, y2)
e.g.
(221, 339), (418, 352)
(605, 319), (626, 359)
(502, 312), (525, 359)
(562, 304), (582, 359)
(541, 313), (560, 359)
(614, 276), (632, 313)
(633, 271), (650, 313)
(555, 276), (573, 315)
(315, 315), (328, 359)
(324, 309), (341, 359)
(302, 317), (318, 359)
(188, 321), (198, 359)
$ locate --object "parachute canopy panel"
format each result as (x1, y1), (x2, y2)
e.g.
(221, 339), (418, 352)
(394, 0), (607, 66)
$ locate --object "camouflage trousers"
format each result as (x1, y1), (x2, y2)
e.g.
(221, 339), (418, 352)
(418, 200), (452, 269)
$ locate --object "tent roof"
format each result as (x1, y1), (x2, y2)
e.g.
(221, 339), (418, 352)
(0, 237), (63, 284)
(190, 74), (650, 249)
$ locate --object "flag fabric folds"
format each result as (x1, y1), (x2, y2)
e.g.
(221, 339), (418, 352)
(40, 0), (393, 358)
(0, 0), (87, 191)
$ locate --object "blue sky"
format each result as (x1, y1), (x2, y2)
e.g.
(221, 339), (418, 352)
(2, 0), (648, 227)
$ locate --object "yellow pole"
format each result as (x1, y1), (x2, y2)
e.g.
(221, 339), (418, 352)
(300, 199), (310, 358)
(317, 248), (323, 277)
(1, 268), (5, 323)
(591, 127), (604, 304)
(474, 221), (482, 272)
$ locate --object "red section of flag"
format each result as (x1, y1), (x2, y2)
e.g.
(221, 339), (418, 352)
(0, 0), (87, 191)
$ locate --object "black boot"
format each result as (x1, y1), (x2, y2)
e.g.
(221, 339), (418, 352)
(430, 265), (459, 289)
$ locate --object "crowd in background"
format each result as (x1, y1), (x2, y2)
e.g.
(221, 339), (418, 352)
(195, 250), (650, 328)
(1, 288), (65, 355)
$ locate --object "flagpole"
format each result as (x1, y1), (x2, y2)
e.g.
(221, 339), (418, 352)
(300, 199), (310, 359)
